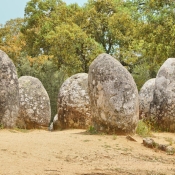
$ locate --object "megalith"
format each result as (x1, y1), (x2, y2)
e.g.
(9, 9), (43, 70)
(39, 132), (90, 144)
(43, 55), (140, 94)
(0, 50), (19, 128)
(18, 76), (51, 129)
(153, 58), (175, 131)
(57, 73), (91, 129)
(139, 78), (155, 119)
(88, 53), (139, 134)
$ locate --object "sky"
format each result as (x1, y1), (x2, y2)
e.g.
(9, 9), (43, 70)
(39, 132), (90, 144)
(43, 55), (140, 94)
(0, 0), (87, 25)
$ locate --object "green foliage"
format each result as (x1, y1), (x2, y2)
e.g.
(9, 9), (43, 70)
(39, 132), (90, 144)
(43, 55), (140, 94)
(0, 123), (4, 129)
(45, 23), (104, 74)
(132, 64), (150, 90)
(165, 137), (174, 146)
(88, 125), (97, 135)
(132, 60), (160, 90)
(20, 0), (142, 75)
(130, 0), (175, 85)
(112, 135), (117, 140)
(136, 120), (152, 137)
(21, 0), (104, 75)
(13, 127), (29, 133)
(0, 18), (25, 63)
(76, 0), (138, 71)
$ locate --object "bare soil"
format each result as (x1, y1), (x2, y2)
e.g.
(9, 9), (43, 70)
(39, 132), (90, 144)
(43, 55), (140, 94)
(0, 129), (175, 175)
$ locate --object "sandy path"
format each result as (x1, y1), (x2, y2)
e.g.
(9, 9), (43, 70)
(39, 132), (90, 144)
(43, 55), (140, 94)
(0, 129), (175, 175)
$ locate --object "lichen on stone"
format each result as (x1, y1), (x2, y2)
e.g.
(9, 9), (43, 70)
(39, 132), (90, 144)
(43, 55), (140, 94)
(18, 76), (51, 129)
(88, 53), (139, 134)
(0, 50), (19, 128)
(57, 73), (91, 129)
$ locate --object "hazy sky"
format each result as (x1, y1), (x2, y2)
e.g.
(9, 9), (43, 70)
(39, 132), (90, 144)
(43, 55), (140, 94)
(0, 0), (87, 25)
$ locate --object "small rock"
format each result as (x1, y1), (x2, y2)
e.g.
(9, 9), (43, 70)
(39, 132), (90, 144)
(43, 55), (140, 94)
(143, 137), (175, 155)
(49, 122), (53, 131)
(166, 146), (175, 154)
(143, 138), (156, 148)
(158, 144), (168, 151)
(126, 135), (137, 142)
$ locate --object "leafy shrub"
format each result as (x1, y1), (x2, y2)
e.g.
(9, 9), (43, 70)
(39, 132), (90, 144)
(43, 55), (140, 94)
(0, 123), (4, 129)
(136, 120), (152, 137)
(88, 126), (97, 135)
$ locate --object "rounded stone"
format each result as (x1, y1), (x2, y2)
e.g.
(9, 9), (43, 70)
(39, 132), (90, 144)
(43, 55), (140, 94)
(88, 53), (139, 134)
(139, 78), (155, 119)
(153, 58), (175, 131)
(57, 73), (91, 129)
(18, 76), (51, 129)
(0, 50), (19, 128)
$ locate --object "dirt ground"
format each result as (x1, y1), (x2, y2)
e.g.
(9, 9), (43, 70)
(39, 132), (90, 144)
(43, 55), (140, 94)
(0, 129), (175, 175)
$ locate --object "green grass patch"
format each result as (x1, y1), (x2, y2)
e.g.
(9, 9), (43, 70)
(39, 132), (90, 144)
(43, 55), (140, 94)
(87, 125), (98, 135)
(136, 120), (152, 137)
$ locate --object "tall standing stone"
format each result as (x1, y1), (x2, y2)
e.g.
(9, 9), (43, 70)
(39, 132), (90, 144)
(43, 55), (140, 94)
(88, 53), (139, 134)
(153, 58), (175, 131)
(18, 76), (51, 129)
(0, 50), (19, 128)
(139, 78), (155, 119)
(57, 73), (91, 129)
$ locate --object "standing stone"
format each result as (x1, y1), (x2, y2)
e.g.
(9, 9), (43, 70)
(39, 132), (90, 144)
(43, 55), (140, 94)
(139, 78), (155, 119)
(57, 73), (91, 129)
(88, 53), (139, 134)
(153, 58), (175, 131)
(0, 50), (19, 128)
(18, 76), (51, 129)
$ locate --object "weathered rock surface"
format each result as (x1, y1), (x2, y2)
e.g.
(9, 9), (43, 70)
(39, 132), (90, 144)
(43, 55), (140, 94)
(143, 138), (155, 148)
(139, 78), (155, 119)
(0, 50), (19, 128)
(18, 76), (51, 129)
(57, 73), (91, 129)
(153, 58), (175, 131)
(88, 53), (139, 134)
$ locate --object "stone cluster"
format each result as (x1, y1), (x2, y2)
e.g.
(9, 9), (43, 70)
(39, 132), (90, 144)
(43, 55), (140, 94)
(55, 54), (140, 134)
(0, 50), (51, 129)
(5, 49), (175, 134)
